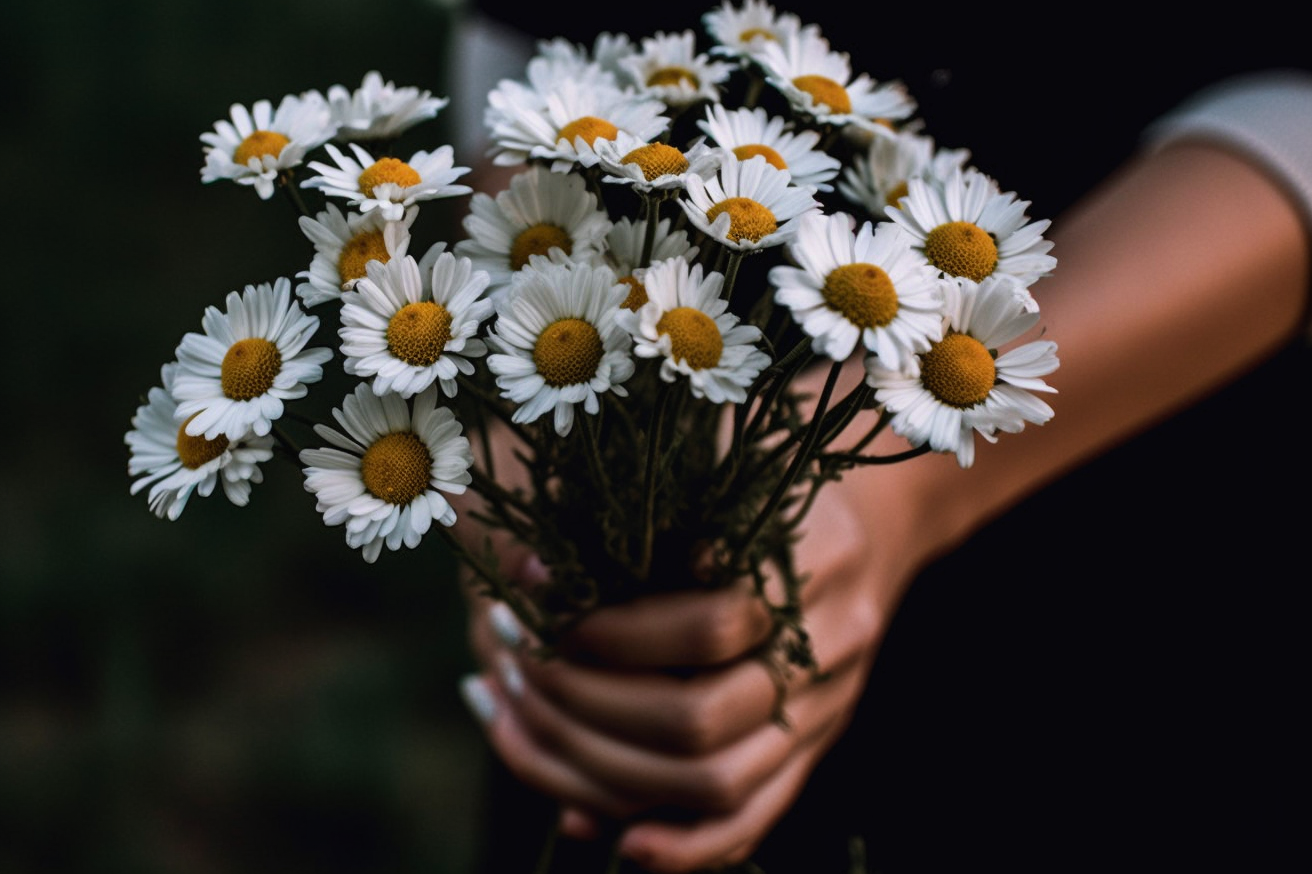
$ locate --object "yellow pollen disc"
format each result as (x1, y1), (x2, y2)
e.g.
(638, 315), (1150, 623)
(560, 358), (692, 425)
(792, 74), (851, 114)
(619, 276), (649, 311)
(387, 301), (454, 367)
(923, 220), (999, 281)
(233, 130), (290, 166)
(738, 27), (776, 42)
(176, 414), (229, 469)
(533, 318), (604, 387)
(338, 230), (389, 284)
(656, 307), (723, 370)
(621, 142), (690, 181)
(732, 144), (787, 172)
(220, 338), (282, 401)
(647, 67), (701, 90)
(557, 116), (620, 148)
(360, 431), (432, 506)
(822, 262), (899, 329)
(358, 157), (421, 198)
(706, 197), (778, 243)
(920, 331), (996, 408)
(884, 180), (909, 209)
(509, 223), (572, 271)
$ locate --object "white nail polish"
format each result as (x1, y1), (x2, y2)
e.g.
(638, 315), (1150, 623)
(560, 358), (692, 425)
(497, 651), (525, 699)
(459, 674), (497, 724)
(489, 601), (524, 648)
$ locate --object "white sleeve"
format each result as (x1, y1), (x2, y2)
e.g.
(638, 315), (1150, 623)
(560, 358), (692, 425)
(1142, 69), (1312, 237)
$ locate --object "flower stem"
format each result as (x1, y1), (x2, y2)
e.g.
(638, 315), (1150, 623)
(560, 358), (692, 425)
(638, 380), (673, 580)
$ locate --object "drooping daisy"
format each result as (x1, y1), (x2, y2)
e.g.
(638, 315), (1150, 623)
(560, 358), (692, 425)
(295, 203), (418, 307)
(679, 155), (821, 253)
(702, 0), (803, 61)
(617, 30), (735, 109)
(885, 165), (1058, 288)
(528, 33), (634, 94)
(299, 383), (473, 564)
(171, 277), (333, 442)
(200, 91), (335, 200)
(485, 259), (634, 437)
(338, 252), (493, 399)
(300, 141), (472, 221)
(864, 274), (1059, 468)
(770, 211), (947, 368)
(483, 76), (669, 172)
(697, 104), (841, 192)
(327, 70), (449, 142)
(603, 215), (700, 311)
(455, 164), (613, 298)
(126, 363), (275, 521)
(837, 127), (971, 221)
(751, 28), (916, 139)
(617, 256), (770, 404)
(591, 129), (722, 194)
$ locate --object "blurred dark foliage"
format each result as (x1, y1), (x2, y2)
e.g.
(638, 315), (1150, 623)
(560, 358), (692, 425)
(0, 2), (496, 872)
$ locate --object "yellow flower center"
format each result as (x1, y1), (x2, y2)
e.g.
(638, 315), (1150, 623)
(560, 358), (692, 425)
(822, 262), (899, 329)
(738, 27), (776, 42)
(920, 331), (996, 408)
(733, 144), (787, 172)
(619, 276), (649, 311)
(923, 220), (998, 281)
(533, 318), (604, 387)
(360, 431), (432, 505)
(792, 75), (851, 114)
(647, 67), (701, 90)
(884, 180), (909, 209)
(705, 197), (778, 243)
(387, 301), (453, 367)
(176, 414), (229, 469)
(622, 142), (690, 181)
(232, 130), (290, 166)
(358, 157), (421, 197)
(557, 116), (620, 148)
(510, 223), (572, 271)
(338, 230), (389, 284)
(220, 338), (282, 401)
(656, 307), (723, 370)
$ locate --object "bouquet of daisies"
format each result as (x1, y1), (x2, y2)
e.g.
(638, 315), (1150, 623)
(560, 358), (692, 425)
(125, 0), (1059, 675)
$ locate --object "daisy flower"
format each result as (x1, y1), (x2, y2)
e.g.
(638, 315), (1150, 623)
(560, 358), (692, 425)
(603, 215), (700, 311)
(299, 383), (473, 564)
(485, 260), (634, 437)
(752, 28), (916, 139)
(702, 0), (803, 61)
(200, 91), (335, 199)
(679, 155), (821, 253)
(770, 211), (947, 368)
(864, 274), (1059, 468)
(886, 165), (1058, 287)
(126, 363), (275, 521)
(327, 70), (449, 142)
(528, 33), (634, 94)
(617, 30), (735, 109)
(617, 256), (770, 404)
(455, 164), (613, 298)
(837, 127), (971, 221)
(171, 277), (333, 442)
(295, 203), (418, 307)
(300, 141), (472, 221)
(697, 104), (841, 192)
(338, 252), (493, 399)
(482, 76), (668, 172)
(591, 129), (722, 194)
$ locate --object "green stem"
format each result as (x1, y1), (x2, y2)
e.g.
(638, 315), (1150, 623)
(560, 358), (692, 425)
(638, 380), (674, 580)
(279, 171), (312, 217)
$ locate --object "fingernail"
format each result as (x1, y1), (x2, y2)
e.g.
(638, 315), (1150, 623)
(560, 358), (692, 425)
(489, 601), (524, 649)
(517, 553), (551, 588)
(496, 651), (525, 699)
(459, 674), (496, 725)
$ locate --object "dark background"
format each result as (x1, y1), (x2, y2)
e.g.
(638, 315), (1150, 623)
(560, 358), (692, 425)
(3, 1), (1310, 873)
